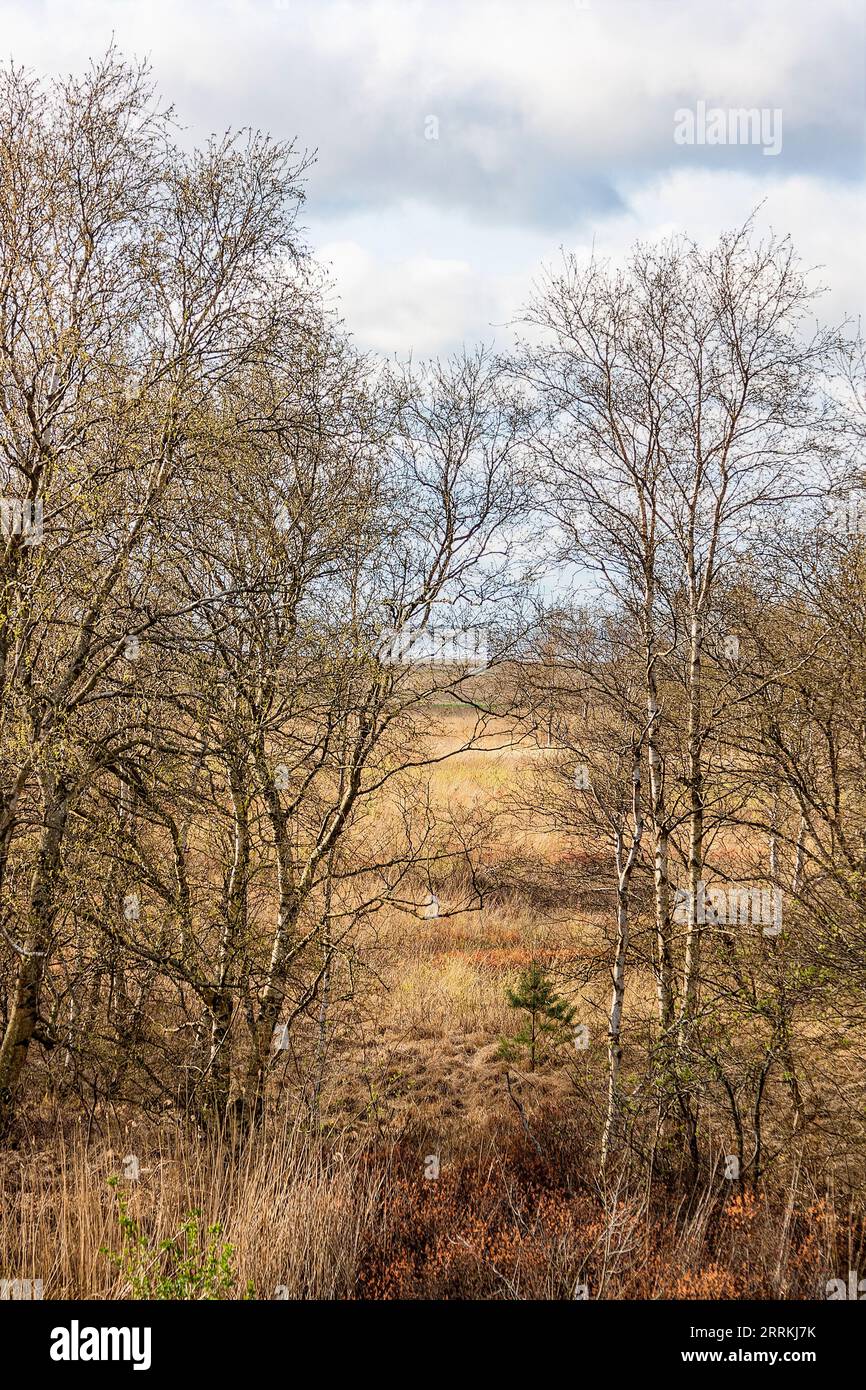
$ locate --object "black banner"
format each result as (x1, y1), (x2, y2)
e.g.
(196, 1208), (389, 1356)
(2, 1298), (860, 1378)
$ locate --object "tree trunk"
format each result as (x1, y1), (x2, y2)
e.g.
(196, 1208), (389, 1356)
(646, 656), (674, 1030)
(0, 781), (70, 1137)
(602, 885), (629, 1168)
(602, 754), (643, 1170)
(680, 611), (704, 1037)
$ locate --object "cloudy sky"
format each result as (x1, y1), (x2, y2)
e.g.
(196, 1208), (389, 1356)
(3, 0), (864, 357)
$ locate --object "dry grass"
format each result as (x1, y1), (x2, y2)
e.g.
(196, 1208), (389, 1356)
(2, 1110), (860, 1300)
(0, 1118), (379, 1300)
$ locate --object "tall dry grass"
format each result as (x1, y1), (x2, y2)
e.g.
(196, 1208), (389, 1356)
(0, 1117), (381, 1299)
(1, 1108), (860, 1300)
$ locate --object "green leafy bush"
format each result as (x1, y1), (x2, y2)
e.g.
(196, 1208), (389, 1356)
(102, 1178), (251, 1299)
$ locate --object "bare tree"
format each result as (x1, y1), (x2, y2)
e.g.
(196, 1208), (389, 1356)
(0, 49), (311, 1133)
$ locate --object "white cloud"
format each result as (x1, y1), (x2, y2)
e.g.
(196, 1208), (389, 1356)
(1, 0), (862, 355)
(315, 239), (509, 357)
(313, 172), (866, 357)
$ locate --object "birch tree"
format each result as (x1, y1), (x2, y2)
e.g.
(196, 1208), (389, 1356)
(517, 220), (834, 1165)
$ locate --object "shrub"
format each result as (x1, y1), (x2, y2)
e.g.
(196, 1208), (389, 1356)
(102, 1178), (250, 1300)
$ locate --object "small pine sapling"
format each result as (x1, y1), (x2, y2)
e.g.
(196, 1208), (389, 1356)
(498, 961), (577, 1070)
